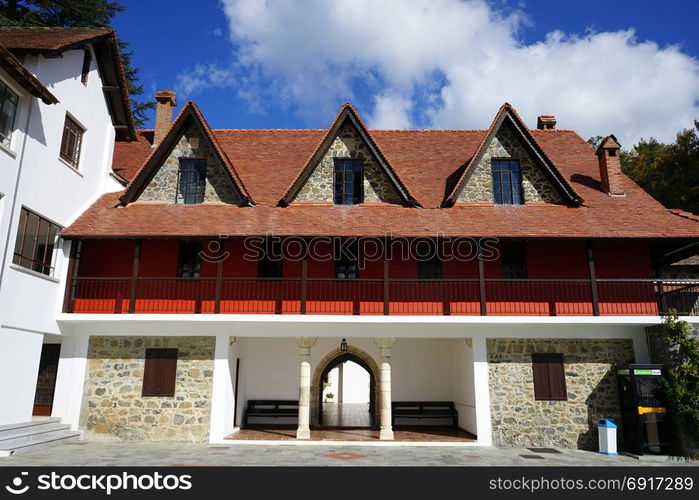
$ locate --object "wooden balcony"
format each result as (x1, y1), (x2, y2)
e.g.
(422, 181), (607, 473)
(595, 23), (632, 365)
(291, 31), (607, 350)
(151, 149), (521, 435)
(63, 277), (699, 317)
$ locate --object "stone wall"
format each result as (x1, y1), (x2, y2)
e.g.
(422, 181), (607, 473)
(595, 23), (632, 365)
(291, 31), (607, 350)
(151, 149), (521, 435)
(139, 124), (241, 204)
(80, 336), (215, 442)
(487, 338), (634, 449)
(457, 123), (563, 204)
(295, 121), (402, 203)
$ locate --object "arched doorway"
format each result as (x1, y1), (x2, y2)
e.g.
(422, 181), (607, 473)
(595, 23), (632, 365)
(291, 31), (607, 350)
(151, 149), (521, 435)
(311, 346), (379, 428)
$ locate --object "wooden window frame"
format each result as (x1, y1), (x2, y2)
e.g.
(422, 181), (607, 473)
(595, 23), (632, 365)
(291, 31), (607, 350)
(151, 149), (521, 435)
(501, 241), (527, 279)
(59, 114), (84, 169)
(0, 78), (19, 148)
(491, 158), (523, 205)
(532, 353), (567, 401)
(176, 158), (207, 205)
(142, 348), (178, 397)
(12, 207), (62, 276)
(333, 158), (364, 205)
(177, 240), (202, 277)
(334, 239), (359, 279)
(257, 240), (283, 278)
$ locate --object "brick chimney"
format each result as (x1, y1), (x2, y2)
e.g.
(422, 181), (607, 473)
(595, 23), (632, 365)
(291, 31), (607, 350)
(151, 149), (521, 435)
(153, 90), (176, 147)
(596, 135), (625, 197)
(537, 115), (556, 130)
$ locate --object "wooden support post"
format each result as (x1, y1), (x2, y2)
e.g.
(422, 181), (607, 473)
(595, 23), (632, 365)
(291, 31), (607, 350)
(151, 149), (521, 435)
(478, 244), (487, 316)
(383, 238), (390, 315)
(62, 240), (80, 313)
(214, 240), (224, 314)
(301, 255), (308, 315)
(128, 240), (142, 314)
(587, 243), (600, 316)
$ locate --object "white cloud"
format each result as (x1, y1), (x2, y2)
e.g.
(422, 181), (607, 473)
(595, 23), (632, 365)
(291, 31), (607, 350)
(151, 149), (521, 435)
(214, 0), (699, 145)
(174, 63), (235, 100)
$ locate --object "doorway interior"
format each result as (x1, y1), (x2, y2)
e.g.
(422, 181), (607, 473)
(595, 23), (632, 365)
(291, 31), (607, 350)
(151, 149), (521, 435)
(32, 343), (61, 416)
(318, 353), (375, 428)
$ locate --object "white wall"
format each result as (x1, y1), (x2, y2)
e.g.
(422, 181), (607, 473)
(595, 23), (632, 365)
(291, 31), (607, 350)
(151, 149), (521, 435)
(0, 47), (119, 427)
(451, 339), (477, 434)
(0, 48), (116, 336)
(0, 328), (44, 425)
(340, 361), (370, 403)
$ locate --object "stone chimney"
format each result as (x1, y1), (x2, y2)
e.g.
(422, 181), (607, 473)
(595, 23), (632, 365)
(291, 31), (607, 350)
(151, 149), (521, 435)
(153, 90), (176, 147)
(596, 135), (625, 197)
(537, 115), (556, 130)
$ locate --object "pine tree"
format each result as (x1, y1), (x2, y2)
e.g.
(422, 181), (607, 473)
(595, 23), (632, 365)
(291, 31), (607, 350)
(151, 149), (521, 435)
(0, 0), (154, 126)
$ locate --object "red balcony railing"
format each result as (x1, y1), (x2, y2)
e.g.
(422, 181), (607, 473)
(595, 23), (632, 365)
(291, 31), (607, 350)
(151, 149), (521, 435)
(64, 277), (699, 316)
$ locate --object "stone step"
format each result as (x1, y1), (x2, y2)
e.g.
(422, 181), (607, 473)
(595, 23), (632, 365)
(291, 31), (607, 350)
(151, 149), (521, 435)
(0, 431), (81, 457)
(0, 423), (74, 449)
(0, 418), (61, 438)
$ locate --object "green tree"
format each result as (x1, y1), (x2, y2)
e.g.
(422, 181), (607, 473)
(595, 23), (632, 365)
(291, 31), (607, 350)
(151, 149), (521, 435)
(0, 0), (154, 126)
(589, 122), (699, 214)
(654, 314), (699, 454)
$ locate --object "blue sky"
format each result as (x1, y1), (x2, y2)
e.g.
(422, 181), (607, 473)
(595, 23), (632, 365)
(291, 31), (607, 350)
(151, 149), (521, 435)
(112, 0), (699, 145)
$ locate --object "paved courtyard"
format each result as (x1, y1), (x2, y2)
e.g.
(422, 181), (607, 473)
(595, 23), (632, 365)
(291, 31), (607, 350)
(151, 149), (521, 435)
(0, 442), (696, 467)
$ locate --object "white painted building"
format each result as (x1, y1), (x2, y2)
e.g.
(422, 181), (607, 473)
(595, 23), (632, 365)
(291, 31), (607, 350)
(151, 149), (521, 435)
(0, 28), (133, 432)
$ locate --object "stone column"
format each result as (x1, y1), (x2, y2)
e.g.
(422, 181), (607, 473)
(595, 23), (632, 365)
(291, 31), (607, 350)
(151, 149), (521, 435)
(374, 337), (396, 440)
(296, 337), (317, 439)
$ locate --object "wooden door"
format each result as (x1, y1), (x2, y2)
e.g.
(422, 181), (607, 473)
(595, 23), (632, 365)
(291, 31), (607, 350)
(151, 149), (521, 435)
(33, 344), (61, 416)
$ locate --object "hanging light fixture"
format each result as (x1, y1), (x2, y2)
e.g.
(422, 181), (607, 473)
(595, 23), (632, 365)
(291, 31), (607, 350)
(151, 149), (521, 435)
(340, 338), (348, 352)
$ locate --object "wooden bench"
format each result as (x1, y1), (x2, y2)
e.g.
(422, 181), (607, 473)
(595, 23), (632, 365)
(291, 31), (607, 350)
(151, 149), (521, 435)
(391, 401), (458, 427)
(243, 400), (299, 428)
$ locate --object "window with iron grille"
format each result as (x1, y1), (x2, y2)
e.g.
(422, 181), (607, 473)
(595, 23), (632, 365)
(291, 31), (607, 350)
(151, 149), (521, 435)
(59, 115), (84, 168)
(176, 159), (207, 204)
(335, 239), (359, 279)
(491, 159), (523, 205)
(0, 80), (19, 148)
(333, 159), (364, 205)
(177, 241), (202, 277)
(12, 207), (62, 276)
(258, 240), (283, 278)
(500, 242), (527, 279)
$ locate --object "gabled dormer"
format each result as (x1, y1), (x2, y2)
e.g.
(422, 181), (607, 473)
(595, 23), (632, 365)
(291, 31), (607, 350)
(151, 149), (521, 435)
(120, 97), (253, 206)
(444, 103), (579, 206)
(281, 103), (417, 206)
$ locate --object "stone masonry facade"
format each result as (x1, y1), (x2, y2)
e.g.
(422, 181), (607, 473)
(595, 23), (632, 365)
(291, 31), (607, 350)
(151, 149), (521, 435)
(79, 336), (215, 442)
(295, 121), (402, 203)
(457, 123), (563, 204)
(487, 338), (635, 450)
(139, 124), (241, 204)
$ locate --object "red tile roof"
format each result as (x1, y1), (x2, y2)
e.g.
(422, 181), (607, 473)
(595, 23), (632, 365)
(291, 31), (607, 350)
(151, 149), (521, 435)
(62, 106), (699, 240)
(0, 27), (112, 52)
(0, 27), (135, 140)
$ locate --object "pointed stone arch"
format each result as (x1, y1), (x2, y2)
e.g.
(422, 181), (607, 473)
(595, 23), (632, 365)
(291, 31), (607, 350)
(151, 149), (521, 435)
(310, 345), (380, 427)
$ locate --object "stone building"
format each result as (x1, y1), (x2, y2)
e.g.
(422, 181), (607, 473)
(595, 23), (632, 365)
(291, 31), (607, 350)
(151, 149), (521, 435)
(2, 55), (698, 453)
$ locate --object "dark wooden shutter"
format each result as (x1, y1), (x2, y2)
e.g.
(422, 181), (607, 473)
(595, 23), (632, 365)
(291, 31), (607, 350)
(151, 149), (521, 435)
(532, 353), (566, 401)
(142, 348), (178, 397)
(532, 354), (551, 400)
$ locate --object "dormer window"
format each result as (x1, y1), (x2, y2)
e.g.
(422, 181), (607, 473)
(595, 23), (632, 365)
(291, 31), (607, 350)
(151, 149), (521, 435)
(334, 158), (363, 205)
(491, 159), (523, 205)
(176, 158), (206, 204)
